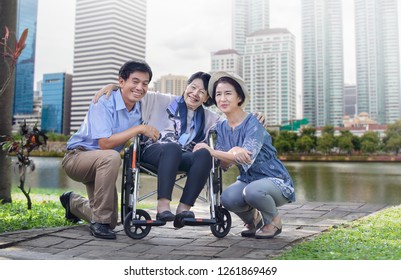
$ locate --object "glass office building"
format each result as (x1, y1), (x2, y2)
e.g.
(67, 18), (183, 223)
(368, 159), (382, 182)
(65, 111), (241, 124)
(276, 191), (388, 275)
(302, 0), (344, 127)
(355, 0), (400, 124)
(232, 0), (270, 55)
(13, 0), (38, 115)
(41, 73), (72, 134)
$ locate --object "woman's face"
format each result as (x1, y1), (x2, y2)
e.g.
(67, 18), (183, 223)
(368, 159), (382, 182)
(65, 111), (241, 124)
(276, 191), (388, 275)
(214, 81), (242, 113)
(183, 78), (209, 111)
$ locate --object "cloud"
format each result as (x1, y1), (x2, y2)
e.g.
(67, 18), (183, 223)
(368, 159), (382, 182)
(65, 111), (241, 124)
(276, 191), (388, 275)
(146, 0), (231, 78)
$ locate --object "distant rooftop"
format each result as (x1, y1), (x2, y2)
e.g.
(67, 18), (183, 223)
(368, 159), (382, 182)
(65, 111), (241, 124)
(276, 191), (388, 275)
(213, 49), (240, 55)
(249, 28), (290, 37)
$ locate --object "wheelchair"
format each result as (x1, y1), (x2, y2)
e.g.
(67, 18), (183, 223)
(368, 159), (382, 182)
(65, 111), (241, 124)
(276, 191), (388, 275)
(120, 133), (232, 239)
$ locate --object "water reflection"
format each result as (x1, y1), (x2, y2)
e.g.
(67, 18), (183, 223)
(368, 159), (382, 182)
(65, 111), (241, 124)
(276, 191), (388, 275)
(10, 157), (401, 205)
(285, 162), (401, 205)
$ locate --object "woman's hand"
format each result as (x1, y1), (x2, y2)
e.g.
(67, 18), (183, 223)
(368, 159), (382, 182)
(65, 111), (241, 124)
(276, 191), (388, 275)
(141, 125), (160, 142)
(193, 142), (213, 153)
(229, 147), (252, 164)
(93, 84), (119, 103)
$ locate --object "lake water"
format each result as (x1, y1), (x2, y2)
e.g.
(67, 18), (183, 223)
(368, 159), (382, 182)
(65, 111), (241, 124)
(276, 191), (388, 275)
(10, 157), (401, 205)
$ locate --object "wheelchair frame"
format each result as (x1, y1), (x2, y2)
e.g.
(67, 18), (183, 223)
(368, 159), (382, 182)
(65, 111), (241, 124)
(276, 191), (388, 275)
(120, 133), (232, 239)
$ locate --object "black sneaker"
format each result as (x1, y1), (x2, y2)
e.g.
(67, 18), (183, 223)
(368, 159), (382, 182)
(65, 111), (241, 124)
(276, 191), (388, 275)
(89, 222), (116, 239)
(59, 191), (81, 223)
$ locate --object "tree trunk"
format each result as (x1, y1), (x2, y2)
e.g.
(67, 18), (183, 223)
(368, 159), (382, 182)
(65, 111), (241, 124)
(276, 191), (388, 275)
(0, 1), (17, 203)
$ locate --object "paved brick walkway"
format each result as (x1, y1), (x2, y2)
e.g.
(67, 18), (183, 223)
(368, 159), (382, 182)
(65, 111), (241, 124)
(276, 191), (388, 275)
(0, 202), (387, 260)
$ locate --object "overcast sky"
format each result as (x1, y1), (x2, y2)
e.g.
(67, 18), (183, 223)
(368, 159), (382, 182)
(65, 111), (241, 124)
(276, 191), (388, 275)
(34, 0), (401, 93)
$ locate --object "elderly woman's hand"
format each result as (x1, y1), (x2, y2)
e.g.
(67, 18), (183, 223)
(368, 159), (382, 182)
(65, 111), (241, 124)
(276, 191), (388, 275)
(193, 143), (212, 153)
(229, 147), (252, 164)
(93, 84), (119, 103)
(253, 112), (268, 128)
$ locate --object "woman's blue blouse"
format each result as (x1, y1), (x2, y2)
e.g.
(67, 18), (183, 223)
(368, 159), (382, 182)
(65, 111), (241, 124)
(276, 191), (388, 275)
(215, 114), (295, 202)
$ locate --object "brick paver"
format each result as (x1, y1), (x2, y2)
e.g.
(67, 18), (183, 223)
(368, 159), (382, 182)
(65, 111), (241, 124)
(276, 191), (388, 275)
(0, 202), (387, 260)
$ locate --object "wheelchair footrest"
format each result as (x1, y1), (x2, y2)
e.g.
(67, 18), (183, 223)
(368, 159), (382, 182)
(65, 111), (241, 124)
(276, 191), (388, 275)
(183, 218), (216, 226)
(130, 220), (166, 227)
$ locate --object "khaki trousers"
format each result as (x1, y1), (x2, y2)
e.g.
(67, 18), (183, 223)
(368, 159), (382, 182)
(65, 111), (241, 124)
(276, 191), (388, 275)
(61, 149), (121, 229)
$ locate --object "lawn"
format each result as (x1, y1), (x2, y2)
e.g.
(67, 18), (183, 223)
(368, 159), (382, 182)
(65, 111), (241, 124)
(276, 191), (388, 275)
(276, 204), (401, 260)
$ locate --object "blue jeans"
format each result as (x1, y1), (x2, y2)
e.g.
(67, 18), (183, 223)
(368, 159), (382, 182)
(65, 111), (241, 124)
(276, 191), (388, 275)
(221, 178), (290, 225)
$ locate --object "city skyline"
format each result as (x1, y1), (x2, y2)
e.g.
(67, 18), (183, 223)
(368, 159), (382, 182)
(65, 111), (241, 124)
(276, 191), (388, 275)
(33, 0), (401, 114)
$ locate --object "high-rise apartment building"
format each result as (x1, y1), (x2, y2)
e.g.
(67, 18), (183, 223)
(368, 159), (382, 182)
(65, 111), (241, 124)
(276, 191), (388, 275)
(302, 0), (344, 127)
(210, 49), (242, 76)
(344, 84), (357, 117)
(13, 0), (38, 115)
(243, 28), (297, 126)
(153, 74), (188, 96)
(41, 73), (72, 134)
(232, 0), (270, 54)
(70, 0), (147, 132)
(355, 0), (400, 124)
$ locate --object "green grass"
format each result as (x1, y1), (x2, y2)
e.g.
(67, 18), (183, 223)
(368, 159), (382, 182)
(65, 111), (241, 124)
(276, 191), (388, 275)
(276, 205), (401, 260)
(0, 189), (76, 233)
(0, 188), (156, 234)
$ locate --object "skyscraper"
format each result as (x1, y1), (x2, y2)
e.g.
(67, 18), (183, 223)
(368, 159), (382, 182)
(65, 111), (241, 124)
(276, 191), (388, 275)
(302, 0), (344, 127)
(70, 0), (147, 132)
(243, 28), (297, 126)
(355, 0), (400, 124)
(13, 0), (38, 115)
(41, 73), (72, 134)
(232, 0), (270, 54)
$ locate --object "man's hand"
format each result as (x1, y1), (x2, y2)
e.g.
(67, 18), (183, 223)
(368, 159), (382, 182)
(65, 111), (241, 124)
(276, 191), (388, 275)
(93, 84), (119, 103)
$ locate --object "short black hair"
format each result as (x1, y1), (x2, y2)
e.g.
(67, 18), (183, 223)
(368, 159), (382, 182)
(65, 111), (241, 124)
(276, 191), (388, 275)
(212, 76), (246, 107)
(119, 59), (153, 82)
(187, 71), (214, 107)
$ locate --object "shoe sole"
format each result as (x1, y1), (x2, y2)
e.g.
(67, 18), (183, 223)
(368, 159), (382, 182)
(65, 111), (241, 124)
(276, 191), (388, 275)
(241, 231), (256, 237)
(90, 230), (116, 240)
(255, 228), (282, 239)
(60, 192), (81, 223)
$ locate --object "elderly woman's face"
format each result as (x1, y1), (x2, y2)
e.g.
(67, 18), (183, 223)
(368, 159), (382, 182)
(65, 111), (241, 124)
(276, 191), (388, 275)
(183, 78), (209, 110)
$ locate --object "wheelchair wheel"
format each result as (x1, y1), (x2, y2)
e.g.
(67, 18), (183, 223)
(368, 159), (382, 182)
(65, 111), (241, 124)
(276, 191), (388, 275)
(210, 207), (231, 238)
(124, 209), (152, 239)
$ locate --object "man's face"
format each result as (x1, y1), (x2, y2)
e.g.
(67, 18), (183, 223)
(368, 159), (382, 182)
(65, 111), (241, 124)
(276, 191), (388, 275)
(119, 71), (150, 110)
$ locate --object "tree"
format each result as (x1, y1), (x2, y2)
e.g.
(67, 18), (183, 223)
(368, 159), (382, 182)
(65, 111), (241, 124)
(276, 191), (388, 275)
(275, 131), (298, 153)
(300, 127), (317, 151)
(383, 120), (401, 155)
(337, 130), (354, 155)
(0, 1), (17, 203)
(317, 134), (336, 154)
(295, 135), (314, 154)
(360, 131), (381, 154)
